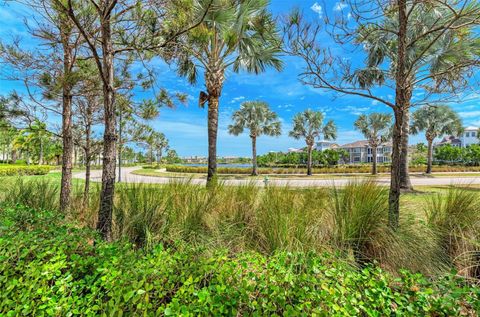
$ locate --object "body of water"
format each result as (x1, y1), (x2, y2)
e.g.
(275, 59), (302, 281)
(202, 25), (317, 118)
(182, 163), (251, 168)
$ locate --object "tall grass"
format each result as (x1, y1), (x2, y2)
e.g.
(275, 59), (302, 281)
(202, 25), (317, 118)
(424, 187), (480, 277)
(1, 177), (479, 276)
(1, 177), (59, 211)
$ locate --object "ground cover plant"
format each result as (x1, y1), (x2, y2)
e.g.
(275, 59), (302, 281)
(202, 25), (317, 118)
(1, 204), (480, 316)
(1, 176), (480, 315)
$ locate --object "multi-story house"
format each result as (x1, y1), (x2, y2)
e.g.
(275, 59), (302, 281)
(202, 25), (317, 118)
(340, 140), (392, 164)
(459, 127), (479, 147)
(435, 126), (479, 148)
(315, 141), (339, 151)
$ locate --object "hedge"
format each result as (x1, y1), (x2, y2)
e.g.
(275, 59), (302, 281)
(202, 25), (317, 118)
(1, 205), (479, 316)
(0, 165), (51, 176)
(166, 164), (480, 175)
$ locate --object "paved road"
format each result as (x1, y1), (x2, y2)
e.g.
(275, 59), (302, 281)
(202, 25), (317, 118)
(73, 167), (480, 187)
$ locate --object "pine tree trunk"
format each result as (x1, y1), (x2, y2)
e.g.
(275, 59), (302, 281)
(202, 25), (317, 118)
(83, 102), (93, 208)
(251, 135), (258, 176)
(97, 11), (117, 241)
(372, 145), (377, 175)
(426, 138), (433, 174)
(59, 32), (74, 212)
(307, 144), (313, 176)
(84, 149), (91, 208)
(118, 109), (122, 183)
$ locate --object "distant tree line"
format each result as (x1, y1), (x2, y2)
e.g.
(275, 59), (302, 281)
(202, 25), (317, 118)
(257, 149), (348, 168)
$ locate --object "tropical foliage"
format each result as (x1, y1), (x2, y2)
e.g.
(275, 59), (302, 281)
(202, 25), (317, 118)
(228, 101), (281, 175)
(289, 110), (337, 175)
(175, 0), (283, 183)
(2, 205), (479, 316)
(354, 113), (392, 175)
(411, 105), (463, 173)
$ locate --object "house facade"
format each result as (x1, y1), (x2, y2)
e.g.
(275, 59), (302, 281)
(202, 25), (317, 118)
(315, 141), (339, 151)
(340, 140), (392, 164)
(435, 126), (479, 148)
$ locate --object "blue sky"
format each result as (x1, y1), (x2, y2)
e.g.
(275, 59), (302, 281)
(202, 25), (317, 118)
(1, 1), (479, 157)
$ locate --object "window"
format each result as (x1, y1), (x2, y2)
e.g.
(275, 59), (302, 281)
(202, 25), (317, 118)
(466, 132), (470, 137)
(472, 132), (476, 137)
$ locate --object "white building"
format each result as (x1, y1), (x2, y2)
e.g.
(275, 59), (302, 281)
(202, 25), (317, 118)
(435, 126), (479, 148)
(460, 127), (479, 147)
(287, 148), (304, 153)
(315, 140), (338, 151)
(340, 140), (392, 164)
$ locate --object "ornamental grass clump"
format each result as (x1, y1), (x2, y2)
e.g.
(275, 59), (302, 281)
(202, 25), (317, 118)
(424, 187), (480, 278)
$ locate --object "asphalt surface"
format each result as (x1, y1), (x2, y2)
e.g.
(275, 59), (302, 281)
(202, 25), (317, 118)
(73, 167), (480, 187)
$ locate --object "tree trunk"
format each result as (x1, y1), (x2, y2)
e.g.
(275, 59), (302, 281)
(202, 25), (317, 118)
(38, 138), (44, 165)
(307, 144), (313, 176)
(372, 145), (377, 175)
(207, 95), (219, 184)
(97, 12), (117, 241)
(389, 109), (404, 230)
(83, 102), (93, 208)
(59, 20), (74, 213)
(157, 149), (163, 164)
(389, 0), (408, 230)
(426, 138), (433, 174)
(399, 104), (413, 191)
(205, 70), (224, 186)
(251, 135), (258, 176)
(117, 108), (122, 183)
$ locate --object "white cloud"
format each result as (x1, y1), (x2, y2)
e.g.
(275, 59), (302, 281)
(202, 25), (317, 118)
(229, 96), (245, 104)
(311, 2), (323, 17)
(344, 106), (370, 116)
(458, 110), (480, 119)
(333, 2), (348, 11)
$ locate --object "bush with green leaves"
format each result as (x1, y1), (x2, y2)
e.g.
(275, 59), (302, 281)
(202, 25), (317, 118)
(1, 205), (479, 316)
(0, 164), (51, 176)
(165, 164), (480, 175)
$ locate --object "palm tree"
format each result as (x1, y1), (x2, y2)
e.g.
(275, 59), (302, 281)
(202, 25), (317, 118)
(411, 105), (463, 174)
(24, 121), (50, 165)
(354, 113), (392, 175)
(228, 101), (281, 176)
(153, 133), (169, 164)
(289, 110), (336, 176)
(177, 0), (283, 184)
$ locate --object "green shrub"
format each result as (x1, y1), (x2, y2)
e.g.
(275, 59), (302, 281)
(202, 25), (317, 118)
(1, 205), (479, 316)
(142, 164), (165, 169)
(0, 164), (51, 176)
(165, 164), (480, 174)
